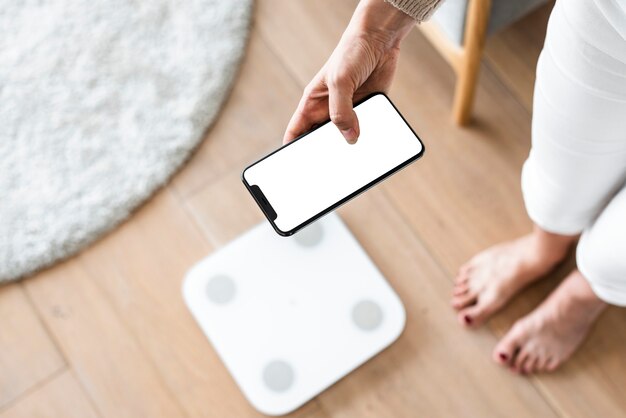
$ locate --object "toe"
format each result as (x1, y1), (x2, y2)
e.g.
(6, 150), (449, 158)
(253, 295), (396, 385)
(513, 349), (530, 373)
(546, 357), (560, 372)
(451, 292), (476, 310)
(455, 267), (473, 285)
(535, 355), (548, 372)
(493, 350), (511, 366)
(524, 356), (539, 374)
(452, 282), (469, 296)
(494, 325), (524, 366)
(458, 263), (472, 276)
(519, 356), (532, 374)
(454, 274), (469, 287)
(457, 295), (499, 327)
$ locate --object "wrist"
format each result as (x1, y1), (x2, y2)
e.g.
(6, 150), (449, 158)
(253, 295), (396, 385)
(350, 0), (416, 48)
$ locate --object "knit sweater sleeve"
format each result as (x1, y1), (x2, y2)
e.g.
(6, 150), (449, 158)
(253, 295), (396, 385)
(385, 0), (443, 22)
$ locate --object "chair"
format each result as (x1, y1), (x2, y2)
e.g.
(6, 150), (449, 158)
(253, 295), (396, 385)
(419, 0), (547, 125)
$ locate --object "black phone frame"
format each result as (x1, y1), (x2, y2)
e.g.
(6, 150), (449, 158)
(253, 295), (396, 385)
(241, 92), (425, 237)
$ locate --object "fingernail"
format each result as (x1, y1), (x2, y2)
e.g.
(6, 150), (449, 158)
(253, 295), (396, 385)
(464, 315), (472, 324)
(341, 128), (357, 143)
(499, 353), (508, 361)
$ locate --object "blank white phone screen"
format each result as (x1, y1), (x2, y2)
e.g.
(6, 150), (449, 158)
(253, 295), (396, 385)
(243, 94), (423, 233)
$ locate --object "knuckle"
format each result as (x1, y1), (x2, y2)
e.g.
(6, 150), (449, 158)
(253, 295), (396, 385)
(302, 84), (315, 98)
(295, 100), (313, 117)
(293, 107), (307, 119)
(327, 74), (341, 89)
(329, 111), (351, 126)
(328, 70), (351, 90)
(297, 94), (312, 110)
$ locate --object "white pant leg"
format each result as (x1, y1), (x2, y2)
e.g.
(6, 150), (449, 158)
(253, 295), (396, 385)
(577, 185), (626, 306)
(521, 0), (626, 235)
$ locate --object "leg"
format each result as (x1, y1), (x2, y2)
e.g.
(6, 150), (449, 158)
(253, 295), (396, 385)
(452, 0), (491, 125)
(577, 187), (626, 308)
(494, 186), (626, 373)
(492, 0), (626, 373)
(453, 0), (626, 327)
(521, 0), (626, 235)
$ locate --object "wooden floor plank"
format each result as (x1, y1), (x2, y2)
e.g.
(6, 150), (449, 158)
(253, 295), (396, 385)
(0, 284), (65, 409)
(0, 371), (98, 418)
(184, 172), (264, 244)
(23, 259), (185, 418)
(256, 0), (358, 87)
(185, 170), (558, 417)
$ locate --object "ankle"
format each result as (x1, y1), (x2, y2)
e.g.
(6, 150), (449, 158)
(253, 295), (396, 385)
(528, 227), (577, 264)
(551, 272), (607, 322)
(571, 274), (607, 311)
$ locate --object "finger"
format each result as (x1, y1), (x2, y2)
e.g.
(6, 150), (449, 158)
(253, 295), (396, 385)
(283, 106), (317, 145)
(283, 76), (329, 144)
(328, 76), (359, 144)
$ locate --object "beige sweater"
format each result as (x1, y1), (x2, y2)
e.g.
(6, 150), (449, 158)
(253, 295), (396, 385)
(386, 0), (443, 22)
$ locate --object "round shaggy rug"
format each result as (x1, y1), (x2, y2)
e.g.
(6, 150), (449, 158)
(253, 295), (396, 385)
(0, 0), (253, 282)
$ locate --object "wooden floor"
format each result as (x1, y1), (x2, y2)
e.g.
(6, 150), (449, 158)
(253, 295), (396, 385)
(2, 1), (625, 417)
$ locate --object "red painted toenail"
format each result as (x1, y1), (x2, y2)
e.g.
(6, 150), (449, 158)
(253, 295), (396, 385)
(464, 315), (472, 324)
(499, 353), (508, 361)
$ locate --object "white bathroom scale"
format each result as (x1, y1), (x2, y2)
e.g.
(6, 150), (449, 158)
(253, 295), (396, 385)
(183, 213), (406, 416)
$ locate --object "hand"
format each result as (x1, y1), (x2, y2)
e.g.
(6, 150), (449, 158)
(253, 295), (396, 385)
(283, 0), (415, 145)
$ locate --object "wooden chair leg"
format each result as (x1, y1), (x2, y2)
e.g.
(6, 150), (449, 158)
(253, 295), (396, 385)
(453, 0), (491, 125)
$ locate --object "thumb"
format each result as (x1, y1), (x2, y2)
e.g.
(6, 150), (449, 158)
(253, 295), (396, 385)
(328, 79), (360, 144)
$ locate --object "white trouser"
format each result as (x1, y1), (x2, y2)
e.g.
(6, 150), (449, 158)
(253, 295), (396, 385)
(521, 0), (626, 305)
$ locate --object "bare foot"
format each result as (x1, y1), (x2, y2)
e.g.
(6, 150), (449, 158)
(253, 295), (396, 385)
(493, 270), (606, 373)
(452, 229), (575, 327)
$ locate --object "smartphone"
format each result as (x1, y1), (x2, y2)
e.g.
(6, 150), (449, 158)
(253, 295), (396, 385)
(242, 92), (425, 236)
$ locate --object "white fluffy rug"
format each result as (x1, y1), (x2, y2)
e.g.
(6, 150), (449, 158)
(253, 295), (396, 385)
(0, 0), (253, 282)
